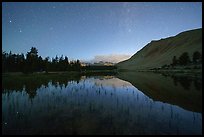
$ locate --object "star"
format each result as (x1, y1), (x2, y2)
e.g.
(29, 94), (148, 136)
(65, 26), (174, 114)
(19, 29), (22, 33)
(9, 20), (12, 23)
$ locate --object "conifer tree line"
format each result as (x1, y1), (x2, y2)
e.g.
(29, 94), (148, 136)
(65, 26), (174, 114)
(2, 47), (81, 73)
(171, 51), (202, 66)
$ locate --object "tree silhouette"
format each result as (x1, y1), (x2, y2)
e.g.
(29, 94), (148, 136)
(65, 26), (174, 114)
(59, 55), (64, 71)
(178, 52), (190, 66)
(2, 47), (117, 73)
(64, 56), (69, 71)
(44, 57), (50, 72)
(193, 51), (201, 63)
(2, 51), (7, 72)
(26, 47), (39, 73)
(172, 56), (178, 66)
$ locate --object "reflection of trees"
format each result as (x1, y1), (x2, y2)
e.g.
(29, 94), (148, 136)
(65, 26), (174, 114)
(194, 79), (202, 91)
(2, 74), (116, 98)
(177, 77), (192, 90)
(25, 83), (41, 99)
(173, 76), (178, 86)
(2, 74), (82, 99)
(171, 75), (201, 91)
(161, 73), (202, 91)
(27, 90), (37, 99)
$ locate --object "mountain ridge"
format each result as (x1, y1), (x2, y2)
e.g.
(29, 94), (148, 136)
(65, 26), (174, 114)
(117, 28), (202, 70)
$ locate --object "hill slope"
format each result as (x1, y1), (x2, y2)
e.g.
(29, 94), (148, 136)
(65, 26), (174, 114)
(117, 28), (202, 70)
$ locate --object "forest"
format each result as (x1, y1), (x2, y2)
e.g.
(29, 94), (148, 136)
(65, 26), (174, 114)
(2, 47), (117, 73)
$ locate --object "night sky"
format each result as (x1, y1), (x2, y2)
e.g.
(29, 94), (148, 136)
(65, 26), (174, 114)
(2, 2), (202, 63)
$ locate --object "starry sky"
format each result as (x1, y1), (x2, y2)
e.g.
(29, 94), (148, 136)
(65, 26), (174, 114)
(2, 2), (202, 63)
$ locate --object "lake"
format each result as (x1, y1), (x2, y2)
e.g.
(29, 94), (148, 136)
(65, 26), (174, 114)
(2, 72), (202, 135)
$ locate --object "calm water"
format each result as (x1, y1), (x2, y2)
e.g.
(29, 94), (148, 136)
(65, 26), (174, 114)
(2, 73), (202, 135)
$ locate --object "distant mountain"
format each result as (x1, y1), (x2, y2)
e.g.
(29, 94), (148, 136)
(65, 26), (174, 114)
(81, 61), (115, 66)
(92, 61), (115, 66)
(117, 28), (202, 70)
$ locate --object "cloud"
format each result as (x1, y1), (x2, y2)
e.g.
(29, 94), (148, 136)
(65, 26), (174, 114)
(91, 54), (131, 63)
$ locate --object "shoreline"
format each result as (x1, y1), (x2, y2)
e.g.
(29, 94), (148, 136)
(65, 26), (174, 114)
(2, 68), (202, 77)
(117, 68), (202, 78)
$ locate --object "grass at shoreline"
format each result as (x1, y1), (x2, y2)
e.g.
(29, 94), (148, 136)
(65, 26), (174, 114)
(2, 70), (118, 77)
(139, 69), (202, 74)
(117, 69), (202, 79)
(118, 68), (202, 73)
(2, 70), (118, 85)
(2, 67), (202, 78)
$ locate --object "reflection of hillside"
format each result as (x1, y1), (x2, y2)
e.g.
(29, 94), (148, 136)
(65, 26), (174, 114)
(117, 72), (202, 113)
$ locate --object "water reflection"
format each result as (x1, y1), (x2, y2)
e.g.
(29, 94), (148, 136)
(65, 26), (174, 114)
(2, 74), (81, 99)
(170, 75), (202, 91)
(2, 73), (202, 135)
(117, 72), (202, 113)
